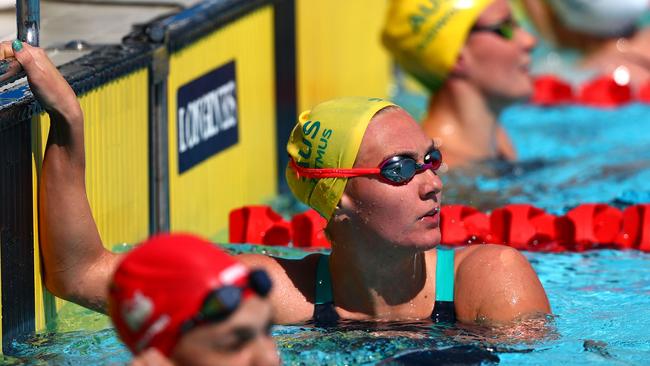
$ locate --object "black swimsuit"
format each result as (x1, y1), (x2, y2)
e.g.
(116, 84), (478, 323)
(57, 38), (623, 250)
(312, 248), (456, 327)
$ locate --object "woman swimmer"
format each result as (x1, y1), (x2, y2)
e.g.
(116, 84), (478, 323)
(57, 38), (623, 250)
(238, 97), (550, 325)
(2, 41), (279, 366)
(382, 0), (537, 167)
(520, 0), (650, 87)
(16, 41), (549, 330)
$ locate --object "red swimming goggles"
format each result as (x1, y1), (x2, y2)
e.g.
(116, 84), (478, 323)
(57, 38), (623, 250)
(289, 148), (443, 185)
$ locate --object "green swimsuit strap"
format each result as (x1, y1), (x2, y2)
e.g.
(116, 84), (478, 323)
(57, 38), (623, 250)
(314, 251), (454, 324)
(435, 248), (455, 302)
(315, 254), (333, 305)
(316, 251), (453, 303)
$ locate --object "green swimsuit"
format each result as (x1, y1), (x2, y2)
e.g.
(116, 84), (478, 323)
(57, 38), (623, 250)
(313, 248), (456, 326)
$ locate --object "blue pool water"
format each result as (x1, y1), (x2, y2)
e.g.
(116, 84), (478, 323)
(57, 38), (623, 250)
(443, 103), (650, 214)
(6, 246), (650, 365)
(6, 101), (650, 364)
(394, 83), (650, 214)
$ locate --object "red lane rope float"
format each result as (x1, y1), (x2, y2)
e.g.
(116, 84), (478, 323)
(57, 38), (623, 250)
(579, 77), (633, 107)
(532, 75), (574, 106)
(531, 75), (648, 107)
(229, 206), (292, 246)
(291, 210), (331, 248)
(488, 204), (568, 252)
(228, 204), (650, 252)
(438, 205), (491, 245)
(639, 82), (650, 104)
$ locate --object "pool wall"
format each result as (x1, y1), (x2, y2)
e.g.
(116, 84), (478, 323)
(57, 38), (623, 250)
(295, 1), (392, 112)
(0, 45), (153, 353)
(0, 0), (392, 354)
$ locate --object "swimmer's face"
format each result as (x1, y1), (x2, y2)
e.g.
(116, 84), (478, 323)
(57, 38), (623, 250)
(339, 107), (443, 250)
(171, 296), (279, 366)
(459, 0), (536, 100)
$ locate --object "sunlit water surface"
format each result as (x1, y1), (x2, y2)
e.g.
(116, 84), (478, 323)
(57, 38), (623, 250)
(5, 246), (650, 365)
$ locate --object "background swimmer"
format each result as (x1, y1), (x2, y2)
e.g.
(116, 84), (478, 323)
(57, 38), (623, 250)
(520, 0), (650, 87)
(382, 0), (536, 167)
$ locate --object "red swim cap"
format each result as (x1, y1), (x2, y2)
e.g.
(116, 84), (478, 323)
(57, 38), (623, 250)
(108, 233), (251, 356)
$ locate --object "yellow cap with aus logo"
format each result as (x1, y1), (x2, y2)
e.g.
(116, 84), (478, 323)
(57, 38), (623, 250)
(286, 97), (395, 220)
(382, 0), (492, 91)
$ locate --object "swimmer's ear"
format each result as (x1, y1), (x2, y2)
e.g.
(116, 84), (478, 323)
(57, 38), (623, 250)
(331, 194), (354, 223)
(338, 193), (354, 211)
(450, 50), (468, 77)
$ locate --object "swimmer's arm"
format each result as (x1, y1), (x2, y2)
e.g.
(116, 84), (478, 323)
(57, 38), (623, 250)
(238, 253), (319, 324)
(495, 124), (517, 161)
(455, 245), (550, 324)
(5, 42), (120, 313)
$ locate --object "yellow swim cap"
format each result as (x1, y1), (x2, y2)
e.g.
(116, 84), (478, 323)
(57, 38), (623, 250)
(286, 97), (395, 220)
(382, 0), (492, 91)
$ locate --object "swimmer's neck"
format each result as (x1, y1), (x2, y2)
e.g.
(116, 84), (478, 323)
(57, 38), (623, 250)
(328, 243), (430, 319)
(423, 80), (503, 160)
(430, 78), (511, 122)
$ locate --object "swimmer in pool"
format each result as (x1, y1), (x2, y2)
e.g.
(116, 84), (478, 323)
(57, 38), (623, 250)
(25, 42), (550, 327)
(520, 0), (650, 87)
(382, 0), (537, 167)
(2, 41), (279, 366)
(239, 97), (550, 326)
(113, 234), (278, 366)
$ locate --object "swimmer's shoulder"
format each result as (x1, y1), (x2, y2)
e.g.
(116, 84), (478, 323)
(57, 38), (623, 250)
(453, 245), (550, 323)
(454, 244), (530, 278)
(454, 243), (519, 264)
(238, 252), (323, 324)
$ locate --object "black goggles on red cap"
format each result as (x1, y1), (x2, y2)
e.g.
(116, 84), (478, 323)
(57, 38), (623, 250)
(180, 269), (272, 335)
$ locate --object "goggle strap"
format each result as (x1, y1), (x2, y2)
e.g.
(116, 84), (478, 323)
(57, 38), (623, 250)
(290, 158), (379, 179)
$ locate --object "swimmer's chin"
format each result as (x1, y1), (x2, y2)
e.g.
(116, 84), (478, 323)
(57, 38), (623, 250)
(389, 241), (439, 254)
(407, 238), (441, 252)
(388, 231), (441, 252)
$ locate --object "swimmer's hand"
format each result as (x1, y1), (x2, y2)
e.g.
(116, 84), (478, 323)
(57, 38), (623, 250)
(130, 348), (176, 366)
(0, 40), (81, 119)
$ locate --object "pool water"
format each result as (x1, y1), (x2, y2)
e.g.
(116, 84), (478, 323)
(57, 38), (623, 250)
(6, 102), (650, 364)
(395, 91), (650, 214)
(6, 247), (650, 365)
(273, 248), (650, 365)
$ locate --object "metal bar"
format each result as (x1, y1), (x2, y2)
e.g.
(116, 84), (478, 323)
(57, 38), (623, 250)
(273, 0), (297, 194)
(148, 46), (170, 234)
(17, 0), (40, 46)
(0, 0), (39, 88)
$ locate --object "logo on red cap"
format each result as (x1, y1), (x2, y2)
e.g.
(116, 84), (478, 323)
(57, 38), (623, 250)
(122, 290), (154, 332)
